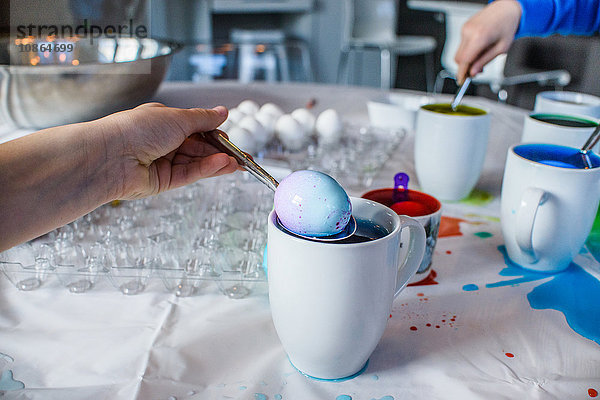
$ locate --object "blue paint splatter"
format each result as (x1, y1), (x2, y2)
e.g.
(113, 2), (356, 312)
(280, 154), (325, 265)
(239, 385), (247, 390)
(371, 374), (379, 381)
(275, 395), (283, 400)
(462, 284), (479, 291)
(492, 246), (600, 345)
(370, 397), (394, 400)
(336, 396), (352, 400)
(0, 370), (25, 391)
(254, 394), (267, 400)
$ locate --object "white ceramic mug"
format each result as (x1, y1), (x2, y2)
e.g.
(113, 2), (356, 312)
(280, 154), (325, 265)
(534, 91), (600, 119)
(415, 103), (491, 201)
(267, 197), (426, 380)
(521, 113), (599, 152)
(501, 144), (600, 273)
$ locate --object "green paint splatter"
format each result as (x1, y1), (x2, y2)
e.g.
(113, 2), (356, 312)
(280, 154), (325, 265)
(460, 189), (494, 206)
(474, 231), (493, 238)
(585, 204), (600, 261)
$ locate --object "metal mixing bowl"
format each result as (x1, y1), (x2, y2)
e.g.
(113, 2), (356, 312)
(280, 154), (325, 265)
(0, 36), (180, 129)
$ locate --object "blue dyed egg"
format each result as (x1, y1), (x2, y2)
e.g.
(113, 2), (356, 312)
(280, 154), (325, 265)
(274, 170), (352, 237)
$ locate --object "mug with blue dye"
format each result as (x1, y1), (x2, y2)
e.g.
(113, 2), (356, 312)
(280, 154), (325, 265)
(501, 144), (600, 273)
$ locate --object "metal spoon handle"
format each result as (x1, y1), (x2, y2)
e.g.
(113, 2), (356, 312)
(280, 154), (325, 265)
(582, 124), (600, 152)
(451, 76), (472, 111)
(202, 130), (279, 192)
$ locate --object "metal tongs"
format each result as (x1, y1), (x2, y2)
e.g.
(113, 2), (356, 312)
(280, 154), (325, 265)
(202, 130), (279, 192)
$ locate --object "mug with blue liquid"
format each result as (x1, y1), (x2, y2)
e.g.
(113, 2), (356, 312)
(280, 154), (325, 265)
(501, 144), (600, 273)
(267, 197), (425, 380)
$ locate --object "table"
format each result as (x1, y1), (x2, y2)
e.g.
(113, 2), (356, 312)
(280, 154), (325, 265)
(1, 82), (599, 399)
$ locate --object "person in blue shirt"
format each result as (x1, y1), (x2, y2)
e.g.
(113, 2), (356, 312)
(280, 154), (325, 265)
(454, 0), (600, 84)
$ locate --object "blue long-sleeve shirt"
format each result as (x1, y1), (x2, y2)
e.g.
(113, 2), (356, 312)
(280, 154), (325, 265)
(509, 0), (600, 37)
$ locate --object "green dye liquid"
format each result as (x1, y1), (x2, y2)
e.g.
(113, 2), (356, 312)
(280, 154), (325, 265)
(422, 103), (487, 116)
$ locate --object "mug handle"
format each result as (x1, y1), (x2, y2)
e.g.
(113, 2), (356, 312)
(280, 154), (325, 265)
(394, 215), (426, 298)
(515, 187), (547, 264)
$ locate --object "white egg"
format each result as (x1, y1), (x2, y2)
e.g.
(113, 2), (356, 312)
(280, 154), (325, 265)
(315, 108), (343, 145)
(237, 99), (260, 115)
(291, 108), (316, 135)
(226, 108), (245, 125)
(237, 115), (271, 147)
(255, 111), (277, 138)
(275, 114), (308, 152)
(259, 102), (284, 119)
(218, 119), (233, 132)
(227, 125), (257, 155)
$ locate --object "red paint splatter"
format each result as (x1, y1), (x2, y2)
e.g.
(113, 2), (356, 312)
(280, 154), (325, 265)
(426, 323), (431, 327)
(505, 353), (514, 358)
(435, 325), (440, 328)
(408, 269), (439, 286)
(589, 388), (598, 398)
(410, 326), (418, 331)
(442, 319), (446, 323)
(417, 293), (424, 297)
(389, 314), (392, 318)
(446, 250), (452, 254)
(439, 216), (466, 238)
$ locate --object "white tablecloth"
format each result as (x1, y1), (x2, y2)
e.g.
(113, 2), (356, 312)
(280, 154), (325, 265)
(1, 82), (599, 399)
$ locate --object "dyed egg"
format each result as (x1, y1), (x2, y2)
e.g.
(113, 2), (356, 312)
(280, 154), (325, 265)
(237, 99), (260, 115)
(274, 170), (352, 237)
(259, 102), (284, 119)
(275, 114), (308, 151)
(291, 108), (316, 135)
(315, 108), (343, 145)
(227, 126), (257, 155)
(237, 115), (271, 147)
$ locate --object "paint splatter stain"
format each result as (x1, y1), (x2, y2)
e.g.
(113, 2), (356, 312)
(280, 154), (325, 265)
(408, 269), (438, 286)
(371, 374), (379, 381)
(474, 231), (493, 238)
(426, 323), (431, 327)
(254, 394), (267, 400)
(239, 386), (247, 391)
(446, 250), (452, 254)
(371, 397), (394, 400)
(460, 189), (494, 206)
(275, 395), (283, 400)
(439, 216), (465, 238)
(410, 326), (418, 331)
(589, 388), (598, 397)
(492, 245), (600, 346)
(462, 284), (479, 291)
(336, 395), (352, 400)
(0, 370), (25, 391)
(505, 352), (515, 358)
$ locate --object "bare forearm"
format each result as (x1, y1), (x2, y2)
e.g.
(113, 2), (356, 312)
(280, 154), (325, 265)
(0, 122), (113, 251)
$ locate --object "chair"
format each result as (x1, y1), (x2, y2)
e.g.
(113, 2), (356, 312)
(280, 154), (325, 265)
(421, 1), (571, 102)
(230, 29), (314, 83)
(337, 0), (438, 90)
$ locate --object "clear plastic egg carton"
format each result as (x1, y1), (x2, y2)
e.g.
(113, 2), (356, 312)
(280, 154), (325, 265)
(0, 173), (272, 299)
(259, 123), (406, 191)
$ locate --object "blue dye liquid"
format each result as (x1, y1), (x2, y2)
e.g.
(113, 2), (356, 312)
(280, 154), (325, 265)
(538, 159), (578, 168)
(492, 246), (600, 345)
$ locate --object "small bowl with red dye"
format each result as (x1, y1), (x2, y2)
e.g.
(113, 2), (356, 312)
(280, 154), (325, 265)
(362, 188), (441, 282)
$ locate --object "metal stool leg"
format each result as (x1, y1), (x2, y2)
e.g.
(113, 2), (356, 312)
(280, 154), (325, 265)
(424, 51), (435, 93)
(275, 44), (290, 82)
(380, 48), (391, 89)
(337, 48), (350, 85)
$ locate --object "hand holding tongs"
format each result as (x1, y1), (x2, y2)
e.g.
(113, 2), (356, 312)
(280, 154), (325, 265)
(202, 130), (279, 192)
